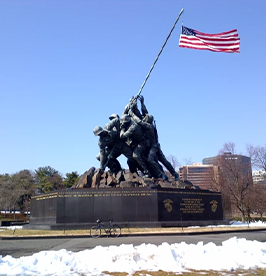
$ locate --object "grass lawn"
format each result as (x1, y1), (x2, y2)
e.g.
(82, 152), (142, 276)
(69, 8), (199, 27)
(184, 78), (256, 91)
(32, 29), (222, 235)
(1, 224), (265, 237)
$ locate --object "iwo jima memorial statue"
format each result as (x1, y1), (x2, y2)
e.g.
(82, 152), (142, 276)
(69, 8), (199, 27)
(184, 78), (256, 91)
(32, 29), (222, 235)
(29, 9), (225, 229)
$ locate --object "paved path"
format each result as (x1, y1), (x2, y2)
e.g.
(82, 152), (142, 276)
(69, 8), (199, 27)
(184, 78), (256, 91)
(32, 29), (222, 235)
(1, 230), (266, 258)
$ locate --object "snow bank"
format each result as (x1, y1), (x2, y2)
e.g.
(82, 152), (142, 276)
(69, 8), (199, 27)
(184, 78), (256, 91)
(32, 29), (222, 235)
(0, 237), (266, 275)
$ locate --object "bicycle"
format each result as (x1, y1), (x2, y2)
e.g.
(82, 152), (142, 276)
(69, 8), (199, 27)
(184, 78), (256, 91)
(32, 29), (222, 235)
(90, 218), (121, 238)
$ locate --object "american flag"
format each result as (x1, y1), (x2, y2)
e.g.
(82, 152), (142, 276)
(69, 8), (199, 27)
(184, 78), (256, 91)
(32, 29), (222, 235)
(179, 26), (240, 53)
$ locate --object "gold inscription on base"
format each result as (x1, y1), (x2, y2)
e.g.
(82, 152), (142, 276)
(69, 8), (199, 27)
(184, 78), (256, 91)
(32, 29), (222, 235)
(33, 190), (155, 200)
(180, 198), (205, 214)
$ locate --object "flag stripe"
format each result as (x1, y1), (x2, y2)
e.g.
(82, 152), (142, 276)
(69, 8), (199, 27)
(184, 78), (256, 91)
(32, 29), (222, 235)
(179, 41), (240, 52)
(179, 44), (239, 53)
(180, 36), (240, 46)
(192, 35), (240, 42)
(179, 26), (240, 53)
(194, 29), (239, 37)
(180, 37), (240, 48)
(179, 40), (240, 51)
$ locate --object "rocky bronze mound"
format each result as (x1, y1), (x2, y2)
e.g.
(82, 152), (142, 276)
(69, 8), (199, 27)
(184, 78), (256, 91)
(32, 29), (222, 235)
(73, 167), (196, 190)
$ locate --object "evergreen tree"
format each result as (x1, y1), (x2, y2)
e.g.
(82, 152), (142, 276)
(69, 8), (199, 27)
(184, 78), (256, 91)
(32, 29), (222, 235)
(63, 171), (80, 188)
(34, 166), (64, 193)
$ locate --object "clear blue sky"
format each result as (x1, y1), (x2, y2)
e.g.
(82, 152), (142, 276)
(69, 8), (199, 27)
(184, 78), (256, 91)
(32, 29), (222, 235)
(1, 0), (265, 176)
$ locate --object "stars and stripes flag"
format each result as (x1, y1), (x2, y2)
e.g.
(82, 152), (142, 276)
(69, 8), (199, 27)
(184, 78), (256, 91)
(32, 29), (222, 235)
(179, 26), (240, 53)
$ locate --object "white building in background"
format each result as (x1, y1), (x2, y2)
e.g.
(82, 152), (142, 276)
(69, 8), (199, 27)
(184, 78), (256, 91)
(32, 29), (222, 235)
(252, 170), (266, 184)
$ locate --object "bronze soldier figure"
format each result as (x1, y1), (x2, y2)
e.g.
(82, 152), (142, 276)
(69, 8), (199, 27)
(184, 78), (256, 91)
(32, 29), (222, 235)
(129, 109), (168, 180)
(120, 114), (151, 178)
(93, 123), (136, 175)
(134, 96), (180, 181)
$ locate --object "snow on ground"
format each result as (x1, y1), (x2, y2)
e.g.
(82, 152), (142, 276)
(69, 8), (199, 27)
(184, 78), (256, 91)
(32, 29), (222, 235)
(230, 220), (266, 227)
(1, 237), (266, 275)
(0, 226), (23, 232)
(189, 220), (266, 228)
(0, 221), (266, 275)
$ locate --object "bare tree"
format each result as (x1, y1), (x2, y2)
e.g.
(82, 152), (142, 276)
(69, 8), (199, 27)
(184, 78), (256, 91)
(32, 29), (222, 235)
(0, 174), (12, 214)
(12, 170), (35, 212)
(182, 157), (194, 165)
(201, 165), (220, 192)
(216, 144), (253, 222)
(0, 170), (35, 216)
(247, 144), (266, 171)
(249, 184), (266, 219)
(166, 155), (180, 170)
(218, 142), (237, 155)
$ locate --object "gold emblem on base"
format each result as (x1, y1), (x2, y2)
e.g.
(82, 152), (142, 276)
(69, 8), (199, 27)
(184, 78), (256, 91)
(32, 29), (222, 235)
(163, 199), (173, 212)
(210, 200), (218, 212)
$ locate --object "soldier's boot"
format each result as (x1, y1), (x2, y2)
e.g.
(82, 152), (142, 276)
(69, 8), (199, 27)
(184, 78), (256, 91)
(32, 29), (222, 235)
(143, 170), (152, 178)
(174, 172), (180, 181)
(160, 173), (168, 181)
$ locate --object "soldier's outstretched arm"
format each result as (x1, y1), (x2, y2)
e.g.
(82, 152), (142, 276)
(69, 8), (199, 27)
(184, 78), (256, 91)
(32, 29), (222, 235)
(128, 109), (151, 130)
(139, 96), (148, 116)
(123, 96), (137, 115)
(128, 109), (141, 124)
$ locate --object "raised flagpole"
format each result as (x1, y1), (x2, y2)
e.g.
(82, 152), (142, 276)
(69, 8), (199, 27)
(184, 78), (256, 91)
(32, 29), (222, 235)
(104, 9), (184, 172)
(136, 8), (184, 97)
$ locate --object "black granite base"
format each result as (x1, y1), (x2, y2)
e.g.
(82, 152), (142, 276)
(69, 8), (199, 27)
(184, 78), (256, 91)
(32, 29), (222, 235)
(29, 187), (226, 229)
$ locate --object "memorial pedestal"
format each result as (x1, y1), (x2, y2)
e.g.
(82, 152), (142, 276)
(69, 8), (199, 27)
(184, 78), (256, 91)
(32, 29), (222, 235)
(29, 187), (226, 230)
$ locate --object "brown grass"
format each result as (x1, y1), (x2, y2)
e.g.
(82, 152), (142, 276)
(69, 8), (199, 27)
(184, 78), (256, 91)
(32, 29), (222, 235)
(1, 225), (266, 237)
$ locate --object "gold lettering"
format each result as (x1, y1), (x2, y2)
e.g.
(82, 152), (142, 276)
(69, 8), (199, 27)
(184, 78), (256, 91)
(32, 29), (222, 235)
(180, 198), (205, 214)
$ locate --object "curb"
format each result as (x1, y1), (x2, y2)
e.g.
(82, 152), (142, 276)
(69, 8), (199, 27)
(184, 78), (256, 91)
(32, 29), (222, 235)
(1, 227), (266, 240)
